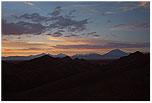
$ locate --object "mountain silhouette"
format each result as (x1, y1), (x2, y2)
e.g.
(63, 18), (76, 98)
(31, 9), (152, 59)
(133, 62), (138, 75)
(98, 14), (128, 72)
(2, 53), (47, 61)
(52, 53), (67, 58)
(30, 54), (56, 61)
(2, 53), (67, 61)
(2, 51), (149, 101)
(72, 49), (128, 60)
(72, 53), (103, 60)
(62, 56), (72, 61)
(2, 49), (128, 61)
(102, 49), (128, 59)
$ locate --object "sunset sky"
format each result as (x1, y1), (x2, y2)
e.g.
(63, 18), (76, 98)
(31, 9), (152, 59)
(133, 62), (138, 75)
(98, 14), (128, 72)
(2, 1), (150, 56)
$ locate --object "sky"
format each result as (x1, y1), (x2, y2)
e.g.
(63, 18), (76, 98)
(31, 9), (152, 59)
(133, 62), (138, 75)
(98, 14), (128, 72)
(2, 1), (150, 56)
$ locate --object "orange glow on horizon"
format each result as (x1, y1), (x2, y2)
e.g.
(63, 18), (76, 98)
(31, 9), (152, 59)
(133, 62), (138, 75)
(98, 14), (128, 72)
(2, 36), (149, 57)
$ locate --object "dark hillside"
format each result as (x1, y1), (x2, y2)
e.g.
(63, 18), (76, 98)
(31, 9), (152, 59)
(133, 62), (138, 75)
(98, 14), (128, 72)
(2, 52), (150, 101)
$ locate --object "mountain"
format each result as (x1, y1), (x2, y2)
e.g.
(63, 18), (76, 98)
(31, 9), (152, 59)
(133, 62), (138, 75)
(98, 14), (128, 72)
(101, 49), (128, 59)
(2, 51), (149, 100)
(28, 54), (59, 62)
(72, 53), (103, 60)
(2, 49), (128, 61)
(72, 49), (128, 60)
(52, 53), (67, 58)
(2, 56), (29, 61)
(2, 53), (47, 61)
(2, 53), (67, 61)
(1, 49), (131, 61)
(62, 56), (72, 61)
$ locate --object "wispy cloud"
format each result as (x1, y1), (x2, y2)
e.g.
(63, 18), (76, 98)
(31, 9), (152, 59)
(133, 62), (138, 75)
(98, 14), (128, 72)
(16, 13), (51, 22)
(3, 7), (90, 35)
(64, 34), (80, 37)
(2, 19), (46, 35)
(81, 2), (149, 16)
(23, 1), (35, 6)
(119, 2), (149, 12)
(46, 32), (63, 37)
(81, 32), (100, 37)
(111, 22), (149, 31)
(49, 6), (62, 17)
(2, 40), (48, 48)
(52, 42), (149, 49)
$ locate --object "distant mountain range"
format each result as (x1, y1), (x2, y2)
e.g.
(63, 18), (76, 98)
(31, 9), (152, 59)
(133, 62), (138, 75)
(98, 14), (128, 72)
(72, 49), (128, 60)
(2, 51), (150, 100)
(2, 53), (47, 61)
(2, 49), (128, 61)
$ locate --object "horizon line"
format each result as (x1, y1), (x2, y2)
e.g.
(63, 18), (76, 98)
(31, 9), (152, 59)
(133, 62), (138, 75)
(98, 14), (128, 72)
(2, 50), (150, 57)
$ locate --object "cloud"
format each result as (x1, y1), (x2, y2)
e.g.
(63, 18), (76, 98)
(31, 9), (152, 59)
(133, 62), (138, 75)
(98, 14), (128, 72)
(40, 7), (89, 33)
(2, 40), (48, 48)
(4, 48), (43, 51)
(64, 34), (79, 37)
(56, 29), (65, 32)
(87, 32), (97, 36)
(81, 32), (100, 37)
(93, 34), (100, 37)
(24, 1), (34, 6)
(101, 2), (150, 15)
(107, 19), (112, 23)
(111, 22), (149, 31)
(119, 2), (149, 12)
(47, 37), (108, 45)
(17, 13), (51, 22)
(9, 7), (89, 35)
(50, 6), (62, 17)
(87, 32), (96, 35)
(101, 11), (116, 16)
(48, 16), (89, 32)
(46, 32), (63, 37)
(68, 9), (76, 16)
(72, 3), (98, 7)
(2, 47), (46, 56)
(52, 42), (149, 49)
(2, 20), (46, 35)
(78, 7), (117, 16)
(119, 4), (137, 12)
(89, 2), (150, 16)
(2, 38), (8, 41)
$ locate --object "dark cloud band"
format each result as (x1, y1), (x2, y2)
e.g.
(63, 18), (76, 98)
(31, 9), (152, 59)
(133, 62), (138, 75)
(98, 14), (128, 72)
(2, 7), (89, 35)
(52, 42), (149, 49)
